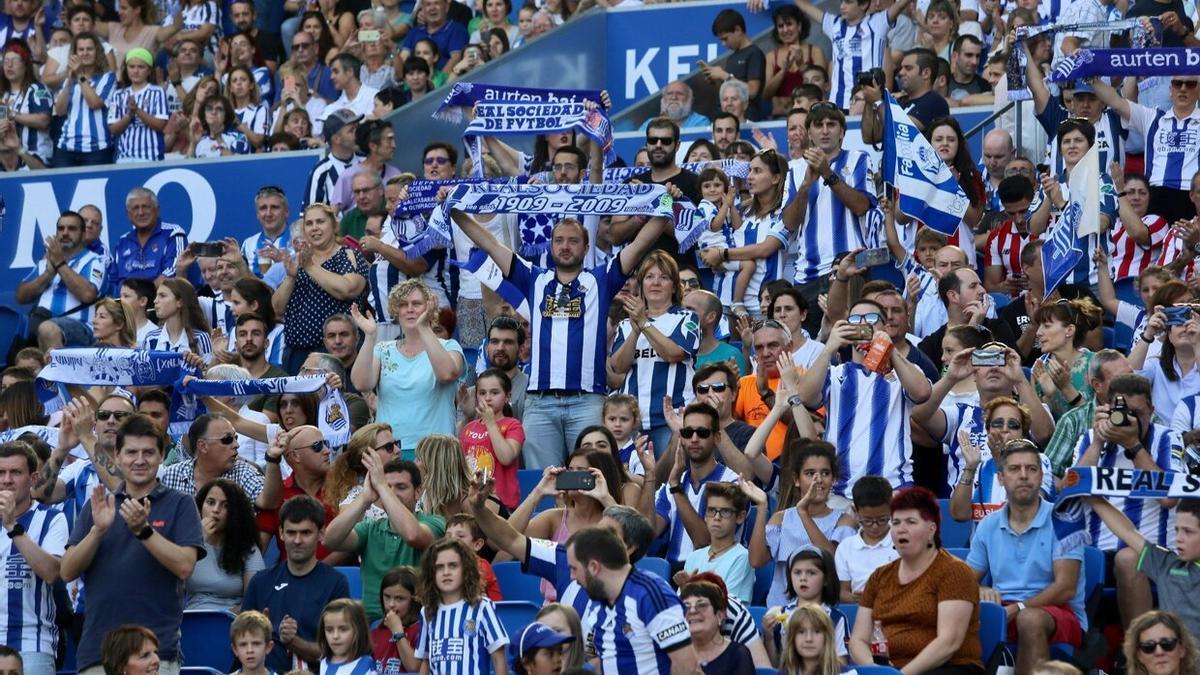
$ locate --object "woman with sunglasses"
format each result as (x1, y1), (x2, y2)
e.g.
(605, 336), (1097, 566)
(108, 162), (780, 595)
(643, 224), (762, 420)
(949, 398), (1053, 523)
(185, 477), (265, 611)
(1124, 611), (1199, 675)
(326, 422), (398, 521)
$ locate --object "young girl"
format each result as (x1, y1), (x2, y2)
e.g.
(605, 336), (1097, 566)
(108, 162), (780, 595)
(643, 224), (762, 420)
(107, 48), (168, 163)
(778, 603), (844, 675)
(140, 278), (214, 358)
(371, 566), (422, 674)
(697, 167), (754, 314)
(227, 65), (271, 149)
(763, 548), (847, 667)
(318, 598), (378, 674)
(1095, 247), (1172, 354)
(415, 538), (510, 675)
(459, 368), (524, 510)
(189, 93), (250, 157)
(601, 394), (643, 479)
(511, 623), (575, 675)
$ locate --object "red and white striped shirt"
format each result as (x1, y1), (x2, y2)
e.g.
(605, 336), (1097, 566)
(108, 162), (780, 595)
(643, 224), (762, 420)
(1156, 226), (1198, 280)
(985, 218), (1038, 283)
(1111, 214), (1169, 282)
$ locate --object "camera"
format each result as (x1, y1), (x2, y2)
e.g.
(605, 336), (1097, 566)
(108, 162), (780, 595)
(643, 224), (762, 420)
(971, 349), (1006, 367)
(1109, 395), (1132, 427)
(191, 242), (226, 258)
(856, 68), (884, 89)
(1164, 305), (1194, 327)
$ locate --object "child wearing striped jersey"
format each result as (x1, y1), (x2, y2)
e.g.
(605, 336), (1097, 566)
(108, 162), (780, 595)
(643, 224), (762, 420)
(762, 548), (848, 666)
(190, 93), (251, 157)
(415, 538), (509, 675)
(603, 395), (645, 478)
(140, 279), (214, 360)
(319, 599), (379, 675)
(698, 167), (755, 311)
(107, 48), (168, 163)
(229, 609), (278, 675)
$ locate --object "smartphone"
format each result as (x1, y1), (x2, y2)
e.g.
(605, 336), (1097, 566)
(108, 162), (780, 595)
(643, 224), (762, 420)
(1036, 163), (1050, 176)
(971, 349), (1006, 367)
(342, 235), (361, 251)
(854, 247), (890, 268)
(0, 104), (9, 120)
(191, 242), (225, 257)
(1164, 305), (1193, 326)
(465, 46), (480, 61)
(358, 29), (381, 42)
(555, 470), (596, 492)
(847, 323), (874, 341)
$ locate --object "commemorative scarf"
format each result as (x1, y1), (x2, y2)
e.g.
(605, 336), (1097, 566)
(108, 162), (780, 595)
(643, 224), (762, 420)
(36, 348), (189, 413)
(179, 374), (350, 446)
(1053, 467), (1200, 554)
(1007, 18), (1154, 101)
(463, 101), (616, 178)
(433, 82), (605, 124)
(392, 177), (522, 258)
(1051, 47), (1200, 82)
(598, 159), (752, 185)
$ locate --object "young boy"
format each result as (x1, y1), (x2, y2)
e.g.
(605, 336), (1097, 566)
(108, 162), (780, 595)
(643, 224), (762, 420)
(702, 10), (765, 106)
(602, 394), (644, 478)
(1087, 496), (1200, 638)
(445, 514), (503, 601)
(229, 610), (275, 675)
(674, 482), (754, 602)
(834, 476), (898, 602)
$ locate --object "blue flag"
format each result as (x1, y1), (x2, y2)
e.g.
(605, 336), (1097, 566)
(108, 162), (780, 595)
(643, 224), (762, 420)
(880, 91), (970, 236)
(1041, 204), (1084, 300)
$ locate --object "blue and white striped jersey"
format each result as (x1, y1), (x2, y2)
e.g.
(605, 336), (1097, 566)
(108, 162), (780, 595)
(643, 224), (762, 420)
(654, 463), (741, 563)
(507, 256), (628, 394)
(739, 208), (787, 306)
(612, 308), (700, 429)
(3, 82), (53, 160)
(1071, 425), (1179, 551)
(524, 537), (592, 618)
(582, 568), (693, 675)
(140, 326), (214, 359)
(181, 0), (221, 54)
(785, 151), (875, 285)
(59, 459), (102, 532)
(58, 72), (117, 153)
(194, 130), (251, 157)
(0, 503), (68, 655)
(366, 216), (451, 322)
(198, 292), (235, 336)
(822, 11), (893, 110)
(22, 248), (106, 325)
(940, 400), (987, 493)
(0, 16), (36, 46)
(1128, 102), (1200, 191)
(304, 153), (361, 210)
(235, 102), (272, 145)
(818, 362), (925, 496)
(107, 84), (168, 162)
(242, 229), (292, 277)
(320, 655), (377, 674)
(414, 598), (509, 675)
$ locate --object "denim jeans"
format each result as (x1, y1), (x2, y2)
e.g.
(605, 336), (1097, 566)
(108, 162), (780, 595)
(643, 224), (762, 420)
(19, 652), (54, 674)
(521, 392), (605, 469)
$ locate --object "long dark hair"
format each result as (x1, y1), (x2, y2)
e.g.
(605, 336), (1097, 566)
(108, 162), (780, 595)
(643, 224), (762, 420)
(573, 428), (629, 494)
(299, 10), (336, 61)
(195, 478), (259, 575)
(158, 278), (212, 353)
(926, 116), (984, 205)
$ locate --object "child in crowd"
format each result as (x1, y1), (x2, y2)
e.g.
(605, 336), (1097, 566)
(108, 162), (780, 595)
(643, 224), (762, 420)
(445, 513), (503, 601)
(318, 598), (378, 674)
(602, 394), (644, 479)
(228, 610), (275, 675)
(370, 566), (422, 674)
(697, 167), (754, 314)
(674, 481), (754, 603)
(509, 622), (575, 675)
(459, 368), (524, 510)
(779, 603), (845, 675)
(833, 476), (897, 603)
(415, 538), (510, 675)
(1094, 248), (1171, 353)
(763, 548), (847, 667)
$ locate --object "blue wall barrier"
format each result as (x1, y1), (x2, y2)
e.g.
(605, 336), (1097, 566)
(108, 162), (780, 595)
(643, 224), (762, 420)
(0, 150), (322, 300)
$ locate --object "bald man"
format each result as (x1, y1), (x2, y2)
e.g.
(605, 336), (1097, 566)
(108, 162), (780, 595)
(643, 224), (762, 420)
(981, 129), (1015, 208)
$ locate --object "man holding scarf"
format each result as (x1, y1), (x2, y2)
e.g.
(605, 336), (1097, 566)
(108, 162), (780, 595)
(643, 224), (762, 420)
(450, 195), (672, 468)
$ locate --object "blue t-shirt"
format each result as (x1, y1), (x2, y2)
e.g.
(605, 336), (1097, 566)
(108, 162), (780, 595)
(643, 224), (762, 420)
(243, 561), (351, 673)
(403, 21), (468, 68)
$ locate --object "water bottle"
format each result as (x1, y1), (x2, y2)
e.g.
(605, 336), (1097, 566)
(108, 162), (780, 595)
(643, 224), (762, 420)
(870, 620), (890, 665)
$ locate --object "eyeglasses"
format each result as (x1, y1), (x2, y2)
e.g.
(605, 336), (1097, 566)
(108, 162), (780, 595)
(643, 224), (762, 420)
(552, 163), (579, 172)
(292, 41), (312, 49)
(1171, 80), (1198, 90)
(847, 312), (883, 325)
(203, 433), (237, 445)
(680, 426), (714, 439)
(681, 278), (701, 288)
(291, 439), (330, 453)
(96, 410), (131, 421)
(859, 516), (891, 527)
(706, 506), (739, 520)
(645, 136), (674, 146)
(1138, 638), (1180, 654)
(352, 185), (380, 194)
(683, 600), (712, 613)
(695, 382), (729, 395)
(375, 441), (398, 453)
(424, 156), (450, 165)
(988, 419), (1023, 430)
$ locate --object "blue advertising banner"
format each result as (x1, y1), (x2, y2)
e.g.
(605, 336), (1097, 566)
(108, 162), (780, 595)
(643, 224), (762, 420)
(0, 151), (322, 299)
(605, 0), (774, 111)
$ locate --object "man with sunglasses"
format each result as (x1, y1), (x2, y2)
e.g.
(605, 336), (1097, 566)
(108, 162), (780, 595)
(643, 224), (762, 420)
(283, 31), (335, 103)
(798, 299), (932, 497)
(36, 395), (132, 529)
(1024, 55), (1125, 179)
(303, 110), (361, 211)
(688, 363), (774, 487)
(160, 415), (276, 510)
(965, 440), (1087, 674)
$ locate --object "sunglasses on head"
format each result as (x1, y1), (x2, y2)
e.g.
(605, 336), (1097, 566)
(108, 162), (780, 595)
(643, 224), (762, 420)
(203, 433), (237, 445)
(680, 426), (714, 439)
(696, 382), (729, 394)
(645, 136), (674, 146)
(1138, 638), (1180, 654)
(96, 410), (131, 421)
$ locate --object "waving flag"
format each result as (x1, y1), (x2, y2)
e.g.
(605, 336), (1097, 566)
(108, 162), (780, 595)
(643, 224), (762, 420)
(880, 90), (970, 236)
(1041, 142), (1100, 298)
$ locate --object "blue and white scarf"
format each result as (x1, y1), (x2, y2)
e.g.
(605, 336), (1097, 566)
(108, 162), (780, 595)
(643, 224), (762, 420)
(1051, 48), (1200, 82)
(36, 348), (189, 413)
(464, 101), (616, 177)
(179, 374), (350, 446)
(393, 177), (523, 258)
(1008, 18), (1153, 101)
(1054, 467), (1200, 554)
(597, 159), (751, 185)
(433, 82), (605, 123)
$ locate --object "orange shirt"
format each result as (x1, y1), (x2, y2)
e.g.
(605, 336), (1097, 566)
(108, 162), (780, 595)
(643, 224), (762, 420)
(734, 374), (788, 460)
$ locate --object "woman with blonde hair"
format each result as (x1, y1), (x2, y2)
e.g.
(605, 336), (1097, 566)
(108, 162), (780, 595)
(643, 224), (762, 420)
(413, 434), (475, 519)
(327, 422), (399, 518)
(91, 297), (137, 347)
(350, 279), (464, 457)
(1124, 611), (1199, 675)
(535, 603), (585, 669)
(779, 603), (841, 675)
(1033, 661), (1083, 675)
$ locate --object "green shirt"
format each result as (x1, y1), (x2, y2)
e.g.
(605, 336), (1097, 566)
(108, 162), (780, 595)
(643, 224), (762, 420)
(697, 341), (748, 379)
(1034, 349), (1095, 419)
(1044, 398), (1094, 477)
(339, 208), (368, 239)
(355, 512), (447, 620)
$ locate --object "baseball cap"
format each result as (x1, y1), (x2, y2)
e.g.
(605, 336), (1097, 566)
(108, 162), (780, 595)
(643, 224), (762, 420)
(323, 108), (363, 141)
(510, 622), (574, 661)
(1072, 81), (1097, 96)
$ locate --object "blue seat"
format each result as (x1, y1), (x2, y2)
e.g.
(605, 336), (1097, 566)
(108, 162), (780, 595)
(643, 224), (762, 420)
(517, 469), (556, 513)
(1103, 326), (1118, 350)
(752, 562), (773, 606)
(748, 605), (769, 633)
(493, 560), (544, 604)
(635, 556), (671, 580)
(939, 499), (971, 548)
(988, 292), (1011, 310)
(945, 547), (970, 561)
(336, 565), (362, 600)
(980, 601), (1007, 663)
(1049, 546), (1107, 660)
(181, 669), (225, 675)
(0, 305), (25, 365)
(838, 602), (859, 633)
(851, 667), (903, 674)
(756, 668), (780, 675)
(494, 600), (540, 640)
(263, 536), (280, 567)
(180, 610), (236, 672)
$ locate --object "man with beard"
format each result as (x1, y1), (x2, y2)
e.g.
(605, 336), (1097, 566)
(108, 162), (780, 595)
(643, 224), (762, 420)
(231, 313), (288, 379)
(465, 316), (528, 420)
(16, 211), (106, 351)
(638, 80), (710, 131)
(34, 396), (131, 528)
(451, 197), (669, 468)
(710, 112), (740, 155)
(965, 441), (1086, 673)
(227, 0), (282, 70)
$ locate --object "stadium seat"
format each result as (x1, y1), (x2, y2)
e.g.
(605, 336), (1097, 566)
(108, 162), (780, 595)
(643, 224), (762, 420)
(336, 565), (362, 600)
(756, 668), (780, 675)
(0, 306), (25, 365)
(493, 560), (544, 604)
(748, 605), (769, 634)
(517, 469), (557, 513)
(635, 556), (671, 580)
(263, 536), (280, 567)
(988, 292), (1011, 310)
(1103, 326), (1117, 350)
(752, 562), (773, 606)
(181, 669), (225, 675)
(979, 601), (1007, 663)
(945, 547), (970, 561)
(838, 603), (859, 632)
(938, 499), (971, 548)
(180, 610), (236, 672)
(850, 667), (903, 674)
(494, 600), (540, 639)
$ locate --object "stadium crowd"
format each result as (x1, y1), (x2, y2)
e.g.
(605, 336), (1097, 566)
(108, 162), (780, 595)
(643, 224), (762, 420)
(1, 0), (1200, 669)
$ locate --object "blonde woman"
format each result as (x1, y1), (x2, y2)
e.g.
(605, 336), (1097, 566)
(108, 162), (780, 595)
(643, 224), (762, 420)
(327, 422), (399, 518)
(349, 280), (464, 456)
(413, 434), (475, 519)
(91, 297), (137, 347)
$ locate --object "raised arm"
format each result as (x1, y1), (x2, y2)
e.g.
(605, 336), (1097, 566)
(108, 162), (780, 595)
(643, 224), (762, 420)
(450, 205), (514, 274)
(1089, 77), (1132, 122)
(468, 474), (530, 561)
(617, 216), (669, 276)
(349, 304), (382, 392)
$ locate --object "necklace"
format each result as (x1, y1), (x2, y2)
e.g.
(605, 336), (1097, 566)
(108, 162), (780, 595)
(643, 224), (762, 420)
(707, 541), (735, 561)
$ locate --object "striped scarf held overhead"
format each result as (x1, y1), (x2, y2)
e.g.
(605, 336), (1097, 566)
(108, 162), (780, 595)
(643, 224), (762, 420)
(1053, 467), (1198, 554)
(1007, 18), (1157, 101)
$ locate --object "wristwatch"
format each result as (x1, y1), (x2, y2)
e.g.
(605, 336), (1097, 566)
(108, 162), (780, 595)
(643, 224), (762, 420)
(1016, 601), (1027, 612)
(668, 484), (685, 495)
(1124, 442), (1145, 461)
(823, 172), (841, 188)
(135, 525), (154, 540)
(390, 631), (406, 643)
(6, 523), (25, 539)
(787, 394), (804, 408)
